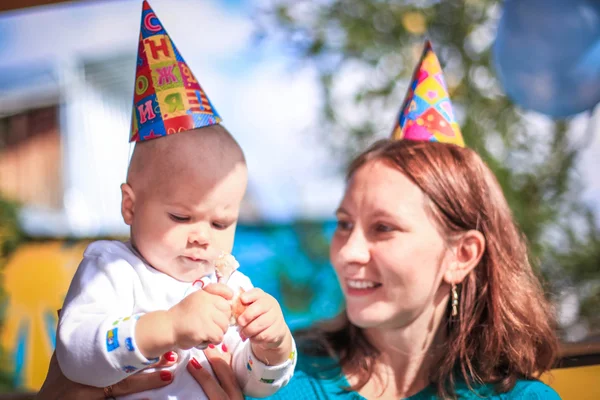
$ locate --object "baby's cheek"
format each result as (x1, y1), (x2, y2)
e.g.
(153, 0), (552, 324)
(213, 230), (236, 253)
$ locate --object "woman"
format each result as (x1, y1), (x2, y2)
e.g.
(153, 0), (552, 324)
(37, 139), (561, 399)
(257, 139), (561, 399)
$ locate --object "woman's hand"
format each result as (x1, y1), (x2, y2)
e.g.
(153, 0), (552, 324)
(36, 350), (176, 400)
(186, 344), (243, 400)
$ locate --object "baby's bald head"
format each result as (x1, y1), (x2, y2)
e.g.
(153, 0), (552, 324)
(126, 124), (246, 195)
(120, 124), (248, 281)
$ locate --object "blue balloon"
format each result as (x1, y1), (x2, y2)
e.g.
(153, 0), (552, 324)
(493, 0), (600, 118)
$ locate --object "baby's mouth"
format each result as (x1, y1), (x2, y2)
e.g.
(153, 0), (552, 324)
(182, 256), (208, 264)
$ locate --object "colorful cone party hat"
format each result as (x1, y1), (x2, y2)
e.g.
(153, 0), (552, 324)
(130, 0), (221, 142)
(391, 40), (464, 147)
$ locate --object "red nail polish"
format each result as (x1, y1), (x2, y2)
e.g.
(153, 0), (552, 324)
(190, 357), (202, 370)
(160, 371), (172, 381)
(221, 343), (228, 352)
(208, 344), (215, 349)
(163, 351), (175, 362)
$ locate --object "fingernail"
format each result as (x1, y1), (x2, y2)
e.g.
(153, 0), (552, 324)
(208, 344), (215, 349)
(221, 343), (228, 352)
(190, 357), (202, 370)
(163, 351), (176, 362)
(160, 371), (172, 381)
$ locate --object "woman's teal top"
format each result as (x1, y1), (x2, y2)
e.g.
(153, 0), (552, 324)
(247, 352), (561, 399)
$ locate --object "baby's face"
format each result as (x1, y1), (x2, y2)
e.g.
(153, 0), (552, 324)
(127, 161), (247, 282)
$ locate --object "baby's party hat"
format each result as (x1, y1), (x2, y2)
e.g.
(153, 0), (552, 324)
(130, 0), (221, 142)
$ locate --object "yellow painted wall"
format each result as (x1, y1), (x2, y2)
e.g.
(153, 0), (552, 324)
(1, 242), (87, 390)
(541, 364), (600, 400)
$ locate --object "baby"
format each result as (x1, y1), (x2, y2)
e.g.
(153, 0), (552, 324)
(55, 2), (295, 398)
(56, 126), (296, 399)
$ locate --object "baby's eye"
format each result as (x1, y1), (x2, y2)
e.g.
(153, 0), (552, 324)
(169, 213), (190, 223)
(374, 223), (394, 233)
(212, 221), (231, 230)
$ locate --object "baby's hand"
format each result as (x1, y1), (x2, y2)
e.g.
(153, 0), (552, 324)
(167, 284), (233, 350)
(237, 289), (293, 365)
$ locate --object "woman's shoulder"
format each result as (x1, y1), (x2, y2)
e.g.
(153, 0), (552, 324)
(506, 380), (561, 399)
(453, 379), (561, 399)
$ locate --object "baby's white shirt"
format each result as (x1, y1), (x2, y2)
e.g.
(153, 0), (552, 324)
(56, 240), (296, 399)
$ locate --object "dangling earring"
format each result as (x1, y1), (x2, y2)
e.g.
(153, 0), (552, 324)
(451, 284), (459, 317)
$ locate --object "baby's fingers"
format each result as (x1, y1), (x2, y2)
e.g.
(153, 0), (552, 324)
(236, 300), (271, 328)
(204, 283), (234, 300)
(213, 296), (232, 313)
(239, 288), (265, 304)
(239, 313), (273, 340)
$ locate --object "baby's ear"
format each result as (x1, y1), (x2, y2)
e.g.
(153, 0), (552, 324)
(120, 183), (135, 225)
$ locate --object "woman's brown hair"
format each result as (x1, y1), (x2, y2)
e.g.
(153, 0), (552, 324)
(300, 139), (558, 398)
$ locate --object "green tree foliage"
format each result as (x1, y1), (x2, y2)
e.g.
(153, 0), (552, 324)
(0, 196), (25, 390)
(0, 198), (23, 259)
(258, 0), (600, 339)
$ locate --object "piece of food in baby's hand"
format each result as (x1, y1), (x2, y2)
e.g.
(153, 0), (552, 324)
(214, 252), (240, 283)
(214, 252), (245, 325)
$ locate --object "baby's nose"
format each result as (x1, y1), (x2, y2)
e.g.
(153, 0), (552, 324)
(188, 228), (210, 246)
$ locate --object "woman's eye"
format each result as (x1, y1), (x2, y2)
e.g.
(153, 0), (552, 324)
(336, 220), (353, 231)
(169, 214), (190, 222)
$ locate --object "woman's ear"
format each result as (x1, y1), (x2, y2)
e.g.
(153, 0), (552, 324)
(120, 183), (136, 226)
(444, 230), (485, 284)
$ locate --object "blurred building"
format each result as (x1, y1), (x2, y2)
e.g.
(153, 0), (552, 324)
(0, 54), (261, 238)
(0, 64), (61, 212)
